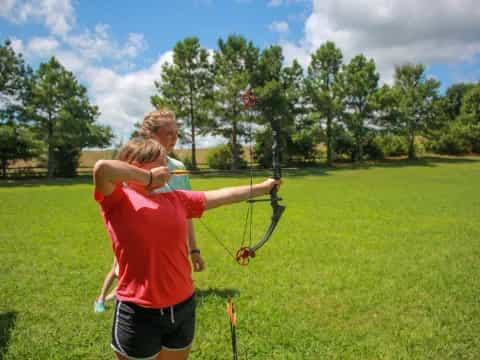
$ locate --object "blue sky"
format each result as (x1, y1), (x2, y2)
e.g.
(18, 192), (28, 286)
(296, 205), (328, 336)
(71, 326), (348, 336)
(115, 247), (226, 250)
(1, 0), (479, 144)
(0, 1), (310, 69)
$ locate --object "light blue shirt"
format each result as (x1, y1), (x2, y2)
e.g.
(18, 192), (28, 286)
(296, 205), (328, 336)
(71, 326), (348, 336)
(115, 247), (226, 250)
(154, 156), (191, 193)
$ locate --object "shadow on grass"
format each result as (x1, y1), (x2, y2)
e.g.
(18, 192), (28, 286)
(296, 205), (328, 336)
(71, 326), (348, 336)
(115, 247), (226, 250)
(314, 155), (480, 173)
(0, 169), (328, 188)
(195, 288), (240, 306)
(0, 175), (93, 188)
(0, 312), (16, 360)
(1, 156), (478, 187)
(371, 156), (479, 168)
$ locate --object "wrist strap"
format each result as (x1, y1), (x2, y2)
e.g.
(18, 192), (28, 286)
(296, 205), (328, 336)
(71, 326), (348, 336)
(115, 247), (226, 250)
(190, 249), (200, 255)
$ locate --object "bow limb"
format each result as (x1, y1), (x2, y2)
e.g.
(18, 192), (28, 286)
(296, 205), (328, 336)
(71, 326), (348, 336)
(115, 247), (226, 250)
(252, 116), (285, 252)
(250, 203), (285, 253)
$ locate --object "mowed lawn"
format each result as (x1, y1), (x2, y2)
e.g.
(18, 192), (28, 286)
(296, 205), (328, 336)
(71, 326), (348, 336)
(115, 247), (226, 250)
(1, 157), (479, 359)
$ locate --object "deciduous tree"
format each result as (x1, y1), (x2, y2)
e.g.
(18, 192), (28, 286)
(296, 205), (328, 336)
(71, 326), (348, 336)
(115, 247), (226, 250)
(305, 41), (344, 166)
(152, 37), (213, 169)
(339, 54), (379, 162)
(376, 64), (440, 160)
(0, 40), (41, 176)
(212, 35), (258, 169)
(26, 57), (112, 177)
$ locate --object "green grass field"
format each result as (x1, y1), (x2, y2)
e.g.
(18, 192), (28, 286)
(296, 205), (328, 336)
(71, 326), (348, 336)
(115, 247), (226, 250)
(1, 157), (479, 359)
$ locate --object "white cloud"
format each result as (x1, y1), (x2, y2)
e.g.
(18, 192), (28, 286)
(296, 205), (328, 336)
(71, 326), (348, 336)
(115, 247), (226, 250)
(81, 50), (222, 147)
(268, 0), (283, 6)
(5, 36), (61, 62)
(55, 50), (87, 72)
(281, 0), (480, 83)
(83, 51), (174, 141)
(1, 1), (160, 142)
(9, 24), (149, 76)
(269, 21), (289, 33)
(64, 25), (147, 63)
(279, 40), (310, 67)
(9, 37), (24, 54)
(123, 33), (148, 58)
(0, 0), (17, 16)
(1, 0), (75, 36)
(2, 2), (147, 69)
(268, 0), (308, 7)
(1, 2), (224, 147)
(26, 36), (59, 57)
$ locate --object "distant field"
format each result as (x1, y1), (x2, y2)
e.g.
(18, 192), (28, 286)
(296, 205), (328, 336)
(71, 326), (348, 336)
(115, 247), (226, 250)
(5, 148), (216, 176)
(1, 156), (479, 359)
(79, 147), (246, 168)
(7, 148), (215, 168)
(79, 149), (116, 167)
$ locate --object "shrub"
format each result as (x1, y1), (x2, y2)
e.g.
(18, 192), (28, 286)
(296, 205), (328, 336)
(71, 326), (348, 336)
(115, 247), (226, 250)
(364, 137), (385, 160)
(414, 137), (427, 156)
(381, 135), (408, 157)
(334, 130), (356, 161)
(433, 133), (470, 155)
(429, 121), (471, 155)
(181, 155), (193, 170)
(207, 144), (247, 170)
(53, 145), (81, 177)
(290, 130), (318, 163)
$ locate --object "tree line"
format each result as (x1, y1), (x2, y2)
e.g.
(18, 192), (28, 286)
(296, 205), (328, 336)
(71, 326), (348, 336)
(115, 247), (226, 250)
(1, 36), (479, 177)
(153, 36), (480, 169)
(0, 40), (112, 177)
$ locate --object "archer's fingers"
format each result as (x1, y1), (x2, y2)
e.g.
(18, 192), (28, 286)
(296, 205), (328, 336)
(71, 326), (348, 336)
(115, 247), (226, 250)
(264, 178), (282, 192)
(150, 166), (171, 187)
(276, 179), (282, 190)
(192, 255), (205, 272)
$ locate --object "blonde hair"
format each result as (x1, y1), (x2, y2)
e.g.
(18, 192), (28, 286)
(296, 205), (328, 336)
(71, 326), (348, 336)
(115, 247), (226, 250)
(139, 108), (176, 138)
(117, 137), (166, 165)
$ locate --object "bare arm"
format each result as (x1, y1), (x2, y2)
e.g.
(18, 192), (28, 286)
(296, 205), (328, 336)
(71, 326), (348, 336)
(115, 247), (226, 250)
(93, 160), (170, 196)
(204, 179), (280, 210)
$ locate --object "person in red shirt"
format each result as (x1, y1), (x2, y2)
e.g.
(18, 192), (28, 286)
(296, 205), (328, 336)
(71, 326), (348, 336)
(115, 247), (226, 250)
(94, 108), (204, 314)
(94, 137), (281, 360)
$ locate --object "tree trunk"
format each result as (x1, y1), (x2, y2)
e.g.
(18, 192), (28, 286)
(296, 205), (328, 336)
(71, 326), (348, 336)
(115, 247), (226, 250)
(326, 114), (333, 167)
(355, 109), (364, 163)
(47, 116), (54, 178)
(231, 120), (238, 170)
(408, 133), (416, 160)
(1, 160), (6, 178)
(189, 94), (197, 170)
(354, 142), (360, 163)
(355, 135), (363, 163)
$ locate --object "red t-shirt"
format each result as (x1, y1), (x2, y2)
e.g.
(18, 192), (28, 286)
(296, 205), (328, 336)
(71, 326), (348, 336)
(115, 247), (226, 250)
(95, 185), (206, 308)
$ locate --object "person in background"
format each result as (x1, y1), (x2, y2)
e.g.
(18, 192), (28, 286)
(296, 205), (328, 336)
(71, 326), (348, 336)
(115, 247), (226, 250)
(93, 257), (118, 313)
(138, 109), (205, 273)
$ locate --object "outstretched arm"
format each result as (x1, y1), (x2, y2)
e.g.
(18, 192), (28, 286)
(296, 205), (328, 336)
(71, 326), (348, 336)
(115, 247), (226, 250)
(204, 178), (280, 210)
(93, 160), (170, 196)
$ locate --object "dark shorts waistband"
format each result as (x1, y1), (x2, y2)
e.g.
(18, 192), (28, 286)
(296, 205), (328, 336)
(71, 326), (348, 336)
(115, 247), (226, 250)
(121, 293), (195, 313)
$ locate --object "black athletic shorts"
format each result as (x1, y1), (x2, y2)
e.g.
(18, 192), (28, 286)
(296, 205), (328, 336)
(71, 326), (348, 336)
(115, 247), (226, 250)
(111, 294), (196, 359)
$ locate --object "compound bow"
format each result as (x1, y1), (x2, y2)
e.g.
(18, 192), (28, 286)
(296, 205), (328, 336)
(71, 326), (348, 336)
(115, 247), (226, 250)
(198, 87), (285, 265)
(234, 88), (286, 265)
